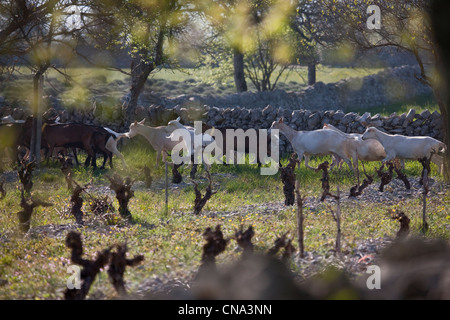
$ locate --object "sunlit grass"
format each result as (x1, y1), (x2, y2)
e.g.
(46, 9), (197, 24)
(0, 142), (449, 299)
(0, 64), (447, 299)
(0, 65), (384, 108)
(358, 93), (440, 117)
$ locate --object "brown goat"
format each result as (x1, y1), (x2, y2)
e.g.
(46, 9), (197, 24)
(43, 123), (116, 169)
(20, 117), (74, 163)
(22, 117), (119, 169)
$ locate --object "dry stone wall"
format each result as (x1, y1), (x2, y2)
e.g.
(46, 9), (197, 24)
(1, 103), (442, 157)
(162, 104), (443, 155)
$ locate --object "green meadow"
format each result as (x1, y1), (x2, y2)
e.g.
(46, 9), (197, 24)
(0, 65), (447, 299)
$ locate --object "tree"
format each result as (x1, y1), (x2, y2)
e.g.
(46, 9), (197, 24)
(199, 0), (251, 93)
(233, 48), (248, 92)
(290, 0), (324, 85)
(0, 0), (83, 163)
(244, 32), (292, 91)
(430, 0), (450, 179)
(201, 0), (296, 92)
(317, 0), (450, 180)
(78, 0), (196, 125)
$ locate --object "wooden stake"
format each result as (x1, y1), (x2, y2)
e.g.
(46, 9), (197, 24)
(335, 186), (341, 254)
(419, 156), (432, 234)
(165, 160), (168, 215)
(328, 186), (342, 254)
(422, 168), (429, 234)
(295, 179), (305, 258)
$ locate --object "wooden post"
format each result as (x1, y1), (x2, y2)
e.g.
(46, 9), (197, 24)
(422, 168), (429, 234)
(165, 160), (168, 215)
(31, 70), (44, 165)
(35, 75), (43, 165)
(295, 179), (304, 258)
(29, 77), (37, 163)
(335, 186), (341, 254)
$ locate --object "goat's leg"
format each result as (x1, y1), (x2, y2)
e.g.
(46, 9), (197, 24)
(304, 154), (317, 170)
(90, 153), (98, 168)
(84, 154), (91, 167)
(93, 146), (110, 169)
(329, 154), (341, 171)
(361, 161), (368, 176)
(99, 152), (110, 170)
(431, 154), (444, 175)
(303, 154), (311, 169)
(297, 152), (304, 170)
(72, 148), (80, 166)
(342, 158), (354, 173)
(46, 147), (54, 165)
(92, 153), (99, 169)
(106, 139), (126, 168)
(108, 152), (113, 169)
(162, 150), (168, 165)
(83, 142), (97, 170)
(353, 157), (360, 186)
(382, 154), (395, 165)
(155, 150), (161, 167)
(84, 149), (95, 168)
(102, 137), (119, 169)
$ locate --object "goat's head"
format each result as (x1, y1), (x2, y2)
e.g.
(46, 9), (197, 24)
(269, 117), (284, 131)
(361, 127), (377, 140)
(167, 116), (184, 131)
(127, 118), (145, 138)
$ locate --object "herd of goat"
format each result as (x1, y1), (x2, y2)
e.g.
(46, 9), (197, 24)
(0, 114), (447, 184)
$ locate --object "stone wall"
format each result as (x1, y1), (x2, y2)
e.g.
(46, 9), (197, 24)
(2, 103), (441, 157)
(146, 104), (443, 155)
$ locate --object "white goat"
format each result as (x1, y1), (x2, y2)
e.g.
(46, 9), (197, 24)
(361, 127), (446, 171)
(166, 117), (215, 164)
(270, 118), (355, 174)
(125, 119), (180, 167)
(103, 127), (128, 168)
(323, 123), (386, 180)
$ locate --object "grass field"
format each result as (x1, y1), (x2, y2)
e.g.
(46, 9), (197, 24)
(0, 140), (449, 299)
(0, 64), (447, 299)
(0, 65), (384, 110)
(364, 93), (440, 116)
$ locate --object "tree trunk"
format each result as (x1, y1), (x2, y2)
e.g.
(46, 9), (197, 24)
(432, 89), (450, 181)
(30, 66), (46, 164)
(295, 180), (304, 258)
(123, 29), (165, 126)
(233, 49), (247, 93)
(308, 62), (316, 86)
(430, 0), (450, 181)
(124, 55), (154, 124)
